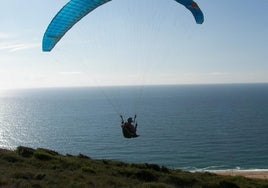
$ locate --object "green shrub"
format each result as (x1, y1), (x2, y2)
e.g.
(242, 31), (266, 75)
(36, 148), (59, 156)
(2, 155), (20, 163)
(13, 171), (35, 180)
(135, 170), (158, 182)
(81, 166), (96, 174)
(165, 175), (197, 187)
(160, 166), (170, 173)
(145, 163), (161, 171)
(77, 153), (90, 159)
(16, 146), (34, 158)
(35, 173), (46, 180)
(140, 182), (174, 188)
(34, 151), (53, 161)
(219, 180), (239, 188)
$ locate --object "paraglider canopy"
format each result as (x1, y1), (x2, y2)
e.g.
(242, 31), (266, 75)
(42, 0), (204, 52)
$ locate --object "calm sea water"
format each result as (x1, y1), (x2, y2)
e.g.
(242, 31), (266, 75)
(0, 84), (268, 171)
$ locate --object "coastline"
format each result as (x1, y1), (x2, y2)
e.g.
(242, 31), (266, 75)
(211, 170), (268, 180)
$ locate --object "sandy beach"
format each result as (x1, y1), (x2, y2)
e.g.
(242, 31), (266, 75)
(213, 170), (268, 180)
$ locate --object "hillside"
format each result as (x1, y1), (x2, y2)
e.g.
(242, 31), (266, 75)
(0, 146), (268, 188)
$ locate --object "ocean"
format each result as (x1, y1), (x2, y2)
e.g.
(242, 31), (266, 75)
(0, 84), (267, 171)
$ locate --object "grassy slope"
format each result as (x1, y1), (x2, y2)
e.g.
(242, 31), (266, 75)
(0, 146), (268, 188)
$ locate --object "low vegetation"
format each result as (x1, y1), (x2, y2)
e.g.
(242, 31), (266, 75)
(0, 146), (267, 188)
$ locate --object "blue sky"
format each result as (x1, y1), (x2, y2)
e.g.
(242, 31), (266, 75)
(0, 0), (267, 89)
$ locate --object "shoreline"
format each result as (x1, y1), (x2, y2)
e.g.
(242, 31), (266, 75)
(210, 170), (268, 180)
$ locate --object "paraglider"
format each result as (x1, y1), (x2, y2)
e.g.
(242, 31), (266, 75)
(42, 0), (204, 138)
(120, 115), (139, 138)
(42, 0), (204, 52)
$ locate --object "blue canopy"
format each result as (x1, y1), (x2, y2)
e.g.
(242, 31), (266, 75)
(42, 0), (204, 52)
(174, 0), (204, 24)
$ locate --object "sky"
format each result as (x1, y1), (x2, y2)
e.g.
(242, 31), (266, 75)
(0, 0), (268, 89)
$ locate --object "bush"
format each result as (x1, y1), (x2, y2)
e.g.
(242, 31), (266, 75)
(135, 170), (158, 182)
(13, 172), (35, 180)
(16, 146), (34, 158)
(160, 166), (170, 173)
(2, 155), (19, 163)
(81, 166), (96, 174)
(35, 173), (46, 180)
(166, 175), (197, 187)
(37, 148), (59, 156)
(145, 163), (161, 171)
(77, 153), (90, 159)
(219, 180), (239, 188)
(140, 182), (174, 188)
(34, 151), (53, 161)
